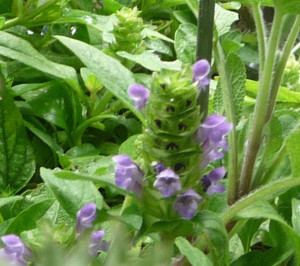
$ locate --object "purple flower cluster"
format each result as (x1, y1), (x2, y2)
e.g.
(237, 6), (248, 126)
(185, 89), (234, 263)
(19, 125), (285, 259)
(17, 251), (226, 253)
(112, 154), (144, 197)
(128, 84), (150, 110)
(202, 167), (226, 195)
(76, 203), (109, 257)
(0, 234), (32, 265)
(196, 114), (232, 168)
(193, 59), (211, 92)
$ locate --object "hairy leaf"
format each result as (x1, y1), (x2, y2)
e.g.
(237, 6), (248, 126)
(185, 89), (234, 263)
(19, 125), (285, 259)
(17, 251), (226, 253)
(286, 127), (300, 177)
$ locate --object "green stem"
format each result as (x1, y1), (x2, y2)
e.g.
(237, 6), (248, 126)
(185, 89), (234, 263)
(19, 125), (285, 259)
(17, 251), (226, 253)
(238, 10), (284, 197)
(260, 145), (287, 185)
(93, 91), (113, 116)
(160, 0), (185, 8)
(221, 176), (300, 224)
(196, 0), (215, 120)
(251, 2), (266, 70)
(214, 41), (239, 204)
(155, 235), (174, 266)
(72, 114), (116, 145)
(265, 15), (300, 123)
(2, 17), (21, 30)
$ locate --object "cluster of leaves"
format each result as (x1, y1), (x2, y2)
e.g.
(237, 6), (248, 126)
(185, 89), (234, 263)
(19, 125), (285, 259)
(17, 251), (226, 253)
(1, 0), (300, 265)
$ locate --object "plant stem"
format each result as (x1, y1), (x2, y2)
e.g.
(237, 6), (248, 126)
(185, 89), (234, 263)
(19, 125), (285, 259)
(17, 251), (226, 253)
(259, 145), (287, 185)
(251, 2), (266, 70)
(93, 91), (113, 116)
(238, 10), (284, 197)
(221, 177), (300, 224)
(196, 0), (215, 120)
(155, 235), (174, 266)
(214, 41), (239, 204)
(72, 114), (116, 145)
(265, 15), (300, 123)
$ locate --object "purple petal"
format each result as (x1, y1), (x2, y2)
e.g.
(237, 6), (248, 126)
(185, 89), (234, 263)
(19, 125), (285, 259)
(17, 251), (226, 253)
(151, 161), (165, 174)
(207, 183), (225, 195)
(113, 154), (144, 196)
(76, 202), (97, 234)
(1, 235), (32, 265)
(173, 189), (202, 219)
(207, 167), (226, 182)
(193, 60), (211, 81)
(128, 84), (150, 110)
(89, 230), (110, 257)
(153, 168), (181, 197)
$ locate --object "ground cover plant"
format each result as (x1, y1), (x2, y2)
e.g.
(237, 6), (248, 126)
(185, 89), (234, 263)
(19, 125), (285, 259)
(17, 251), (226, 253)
(1, 0), (300, 265)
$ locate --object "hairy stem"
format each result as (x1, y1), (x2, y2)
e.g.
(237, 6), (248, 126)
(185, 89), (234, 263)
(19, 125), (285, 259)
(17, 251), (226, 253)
(222, 177), (300, 224)
(238, 10), (284, 197)
(196, 0), (215, 120)
(265, 15), (300, 123)
(214, 41), (239, 204)
(251, 2), (266, 70)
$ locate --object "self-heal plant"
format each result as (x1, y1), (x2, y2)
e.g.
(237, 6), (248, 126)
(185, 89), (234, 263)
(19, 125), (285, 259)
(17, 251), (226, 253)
(76, 202), (97, 234)
(202, 167), (226, 195)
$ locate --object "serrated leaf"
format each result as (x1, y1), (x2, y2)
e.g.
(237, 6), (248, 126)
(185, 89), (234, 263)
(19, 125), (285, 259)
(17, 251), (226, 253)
(175, 237), (213, 266)
(0, 89), (35, 194)
(226, 53), (246, 123)
(174, 23), (197, 64)
(40, 168), (103, 218)
(213, 82), (224, 114)
(286, 127), (300, 177)
(117, 51), (182, 71)
(55, 35), (145, 124)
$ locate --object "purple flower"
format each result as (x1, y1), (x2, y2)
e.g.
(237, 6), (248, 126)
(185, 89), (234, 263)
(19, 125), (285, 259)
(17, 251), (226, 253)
(112, 154), (144, 196)
(193, 59), (211, 91)
(151, 161), (165, 174)
(0, 235), (32, 265)
(173, 189), (203, 219)
(196, 114), (232, 167)
(202, 167), (226, 195)
(153, 168), (182, 197)
(89, 230), (110, 257)
(128, 84), (150, 110)
(76, 202), (97, 234)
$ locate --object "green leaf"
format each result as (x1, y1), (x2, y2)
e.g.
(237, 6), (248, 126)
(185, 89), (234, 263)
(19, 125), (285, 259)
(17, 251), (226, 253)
(292, 198), (300, 235)
(198, 211), (229, 265)
(286, 127), (300, 177)
(0, 196), (22, 208)
(175, 237), (213, 266)
(118, 134), (139, 159)
(215, 4), (239, 36)
(273, 0), (300, 14)
(40, 168), (103, 218)
(55, 35), (145, 124)
(225, 53), (246, 123)
(174, 23), (197, 64)
(5, 199), (54, 234)
(0, 32), (78, 86)
(0, 89), (35, 194)
(236, 200), (300, 262)
(21, 81), (82, 131)
(117, 51), (182, 71)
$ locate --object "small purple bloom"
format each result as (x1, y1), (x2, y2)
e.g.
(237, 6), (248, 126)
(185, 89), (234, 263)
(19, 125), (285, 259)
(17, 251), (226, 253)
(128, 84), (150, 110)
(89, 230), (110, 257)
(151, 161), (165, 174)
(193, 59), (211, 91)
(202, 167), (226, 195)
(112, 154), (144, 196)
(153, 168), (181, 197)
(173, 189), (203, 219)
(0, 235), (32, 265)
(76, 202), (97, 234)
(196, 114), (232, 168)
